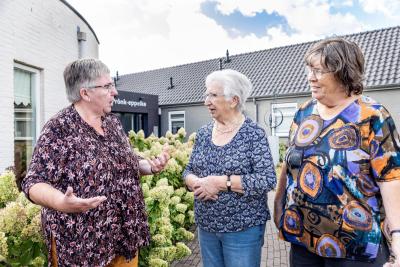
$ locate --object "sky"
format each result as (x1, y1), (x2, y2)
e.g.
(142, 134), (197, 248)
(67, 0), (400, 75)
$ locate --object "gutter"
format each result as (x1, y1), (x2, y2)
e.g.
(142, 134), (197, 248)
(364, 84), (400, 92)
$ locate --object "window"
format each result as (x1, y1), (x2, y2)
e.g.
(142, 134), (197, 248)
(114, 112), (148, 135)
(14, 64), (40, 177)
(168, 111), (185, 134)
(271, 103), (297, 137)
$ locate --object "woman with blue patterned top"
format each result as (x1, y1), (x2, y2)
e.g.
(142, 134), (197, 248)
(274, 38), (400, 267)
(183, 69), (277, 267)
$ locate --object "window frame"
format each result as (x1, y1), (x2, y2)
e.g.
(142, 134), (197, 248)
(168, 111), (185, 134)
(14, 63), (41, 142)
(271, 102), (297, 137)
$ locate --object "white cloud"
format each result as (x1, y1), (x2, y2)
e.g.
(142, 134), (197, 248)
(213, 0), (364, 36)
(66, 0), (386, 75)
(359, 0), (400, 19)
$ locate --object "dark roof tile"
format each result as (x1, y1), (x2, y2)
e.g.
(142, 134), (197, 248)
(116, 26), (400, 105)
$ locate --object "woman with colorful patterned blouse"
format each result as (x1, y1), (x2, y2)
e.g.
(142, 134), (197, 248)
(274, 38), (400, 267)
(183, 69), (277, 267)
(21, 58), (169, 266)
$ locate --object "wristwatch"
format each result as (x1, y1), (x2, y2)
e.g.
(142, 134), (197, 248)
(226, 175), (232, 192)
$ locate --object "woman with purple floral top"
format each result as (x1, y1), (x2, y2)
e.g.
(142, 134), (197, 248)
(184, 69), (276, 267)
(21, 58), (169, 267)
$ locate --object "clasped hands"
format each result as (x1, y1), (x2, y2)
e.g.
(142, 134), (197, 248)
(193, 175), (223, 201)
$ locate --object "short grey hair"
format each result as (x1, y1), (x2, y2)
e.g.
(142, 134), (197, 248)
(205, 69), (252, 111)
(63, 58), (110, 103)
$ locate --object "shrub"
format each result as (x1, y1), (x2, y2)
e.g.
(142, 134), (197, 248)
(0, 128), (196, 266)
(129, 129), (195, 266)
(0, 172), (47, 266)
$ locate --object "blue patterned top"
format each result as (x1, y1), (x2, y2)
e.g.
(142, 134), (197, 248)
(183, 117), (276, 232)
(280, 96), (400, 261)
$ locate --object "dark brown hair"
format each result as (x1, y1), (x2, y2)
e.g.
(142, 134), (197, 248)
(304, 37), (365, 96)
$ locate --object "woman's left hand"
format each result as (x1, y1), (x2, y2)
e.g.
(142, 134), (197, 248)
(149, 145), (170, 174)
(193, 176), (220, 201)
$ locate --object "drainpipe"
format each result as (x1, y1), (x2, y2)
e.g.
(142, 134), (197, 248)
(253, 97), (258, 123)
(77, 26), (87, 58)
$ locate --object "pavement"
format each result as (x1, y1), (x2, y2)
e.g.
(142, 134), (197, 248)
(171, 191), (291, 267)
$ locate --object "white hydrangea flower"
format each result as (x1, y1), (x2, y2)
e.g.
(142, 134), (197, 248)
(177, 127), (186, 137)
(175, 203), (188, 214)
(137, 130), (145, 140)
(165, 131), (173, 139)
(188, 210), (195, 224)
(141, 183), (150, 198)
(175, 242), (191, 259)
(175, 227), (194, 241)
(161, 207), (170, 217)
(148, 258), (168, 267)
(170, 196), (181, 205)
(162, 246), (177, 262)
(149, 185), (173, 202)
(0, 202), (28, 235)
(173, 188), (186, 197)
(173, 214), (185, 225)
(158, 225), (173, 240)
(150, 142), (163, 157)
(182, 192), (194, 204)
(156, 178), (169, 187)
(158, 137), (169, 144)
(31, 256), (46, 267)
(0, 171), (19, 206)
(0, 231), (8, 259)
(188, 132), (196, 143)
(152, 234), (168, 246)
(128, 130), (137, 139)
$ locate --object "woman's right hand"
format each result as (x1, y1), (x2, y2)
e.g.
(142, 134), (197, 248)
(273, 198), (284, 229)
(273, 163), (287, 229)
(55, 186), (107, 213)
(193, 176), (220, 201)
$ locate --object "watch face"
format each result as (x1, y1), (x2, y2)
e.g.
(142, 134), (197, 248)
(227, 181), (232, 186)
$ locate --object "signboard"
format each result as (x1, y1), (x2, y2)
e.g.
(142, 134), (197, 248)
(111, 90), (157, 113)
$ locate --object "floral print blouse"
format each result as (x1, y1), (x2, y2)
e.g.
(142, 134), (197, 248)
(183, 117), (276, 232)
(21, 105), (150, 266)
(280, 96), (400, 261)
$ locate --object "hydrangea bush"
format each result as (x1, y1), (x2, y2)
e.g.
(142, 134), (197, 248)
(0, 171), (47, 266)
(130, 129), (196, 267)
(0, 128), (196, 267)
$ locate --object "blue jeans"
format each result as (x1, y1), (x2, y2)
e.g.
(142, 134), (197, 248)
(198, 224), (266, 267)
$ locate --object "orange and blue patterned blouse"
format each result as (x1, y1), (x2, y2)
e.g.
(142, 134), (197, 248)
(279, 95), (400, 261)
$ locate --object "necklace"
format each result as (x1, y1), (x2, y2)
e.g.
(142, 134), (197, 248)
(214, 116), (244, 134)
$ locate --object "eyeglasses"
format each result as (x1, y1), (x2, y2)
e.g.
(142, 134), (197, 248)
(305, 66), (333, 79)
(87, 82), (116, 92)
(202, 92), (226, 100)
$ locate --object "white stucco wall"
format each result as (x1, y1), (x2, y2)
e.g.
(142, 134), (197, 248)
(0, 0), (99, 171)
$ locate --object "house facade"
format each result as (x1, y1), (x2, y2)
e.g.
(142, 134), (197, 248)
(0, 0), (99, 172)
(117, 26), (400, 143)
